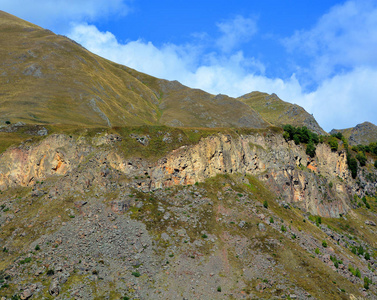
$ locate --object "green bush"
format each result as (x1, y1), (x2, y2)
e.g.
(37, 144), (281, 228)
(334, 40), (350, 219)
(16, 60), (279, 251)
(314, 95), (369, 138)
(355, 268), (361, 278)
(356, 152), (367, 167)
(357, 245), (364, 256)
(263, 200), (268, 209)
(322, 240), (328, 248)
(315, 248), (320, 255)
(331, 132), (343, 140)
(47, 269), (54, 276)
(365, 252), (370, 260)
(348, 157), (358, 178)
(281, 225), (287, 232)
(306, 141), (316, 157)
(364, 277), (371, 289)
(293, 134), (300, 145)
(328, 137), (338, 151)
(217, 286), (222, 292)
(132, 271), (141, 277)
(19, 257), (32, 264)
(269, 217), (274, 223)
(35, 244), (40, 251)
(283, 125), (319, 150)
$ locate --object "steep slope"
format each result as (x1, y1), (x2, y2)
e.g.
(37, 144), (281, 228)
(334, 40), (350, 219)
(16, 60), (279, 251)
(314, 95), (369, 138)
(330, 121), (377, 145)
(239, 91), (326, 134)
(0, 128), (377, 299)
(0, 11), (269, 129)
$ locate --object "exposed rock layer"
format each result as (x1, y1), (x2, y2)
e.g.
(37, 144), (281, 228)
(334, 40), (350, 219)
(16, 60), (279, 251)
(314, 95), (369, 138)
(1, 131), (375, 217)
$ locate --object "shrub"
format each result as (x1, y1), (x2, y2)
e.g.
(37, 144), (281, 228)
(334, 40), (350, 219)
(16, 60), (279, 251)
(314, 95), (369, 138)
(132, 271), (140, 277)
(357, 245), (364, 256)
(365, 252), (370, 260)
(331, 132), (343, 140)
(5, 121), (10, 125)
(269, 217), (274, 224)
(328, 137), (338, 151)
(47, 269), (54, 276)
(348, 157), (358, 178)
(364, 277), (371, 290)
(35, 244), (40, 251)
(201, 234), (208, 239)
(356, 152), (367, 167)
(19, 257), (32, 264)
(263, 200), (268, 209)
(322, 240), (328, 248)
(217, 286), (222, 292)
(281, 225), (287, 232)
(315, 248), (320, 255)
(355, 268), (361, 278)
(306, 141), (316, 157)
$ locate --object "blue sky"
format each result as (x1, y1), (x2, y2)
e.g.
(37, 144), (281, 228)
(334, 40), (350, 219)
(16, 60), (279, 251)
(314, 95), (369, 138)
(2, 0), (377, 131)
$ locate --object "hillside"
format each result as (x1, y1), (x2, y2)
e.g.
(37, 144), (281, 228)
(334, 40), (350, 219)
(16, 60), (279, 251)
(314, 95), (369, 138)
(0, 10), (268, 129)
(0, 128), (377, 299)
(330, 122), (377, 146)
(239, 91), (326, 135)
(1, 11), (377, 300)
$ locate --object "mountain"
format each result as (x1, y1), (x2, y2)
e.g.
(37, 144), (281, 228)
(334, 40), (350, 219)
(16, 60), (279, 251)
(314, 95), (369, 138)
(0, 10), (268, 129)
(1, 11), (377, 300)
(239, 91), (326, 135)
(330, 121), (377, 146)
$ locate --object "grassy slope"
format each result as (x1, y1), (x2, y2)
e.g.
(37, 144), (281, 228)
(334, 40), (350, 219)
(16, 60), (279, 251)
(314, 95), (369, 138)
(239, 91), (326, 134)
(0, 11), (269, 130)
(331, 122), (377, 145)
(0, 11), (162, 127)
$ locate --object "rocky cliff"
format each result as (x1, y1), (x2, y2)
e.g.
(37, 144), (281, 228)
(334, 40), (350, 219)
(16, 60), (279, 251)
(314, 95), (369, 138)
(1, 128), (377, 299)
(1, 129), (374, 218)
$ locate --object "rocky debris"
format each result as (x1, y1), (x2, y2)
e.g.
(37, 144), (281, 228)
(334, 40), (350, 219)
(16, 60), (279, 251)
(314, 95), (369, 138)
(365, 220), (376, 226)
(258, 223), (266, 231)
(95, 133), (122, 145)
(20, 284), (38, 299)
(37, 127), (48, 136)
(49, 278), (61, 296)
(130, 133), (150, 146)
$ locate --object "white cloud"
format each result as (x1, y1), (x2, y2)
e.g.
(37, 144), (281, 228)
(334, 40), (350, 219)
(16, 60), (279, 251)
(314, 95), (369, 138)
(0, 0), (129, 31)
(303, 67), (377, 131)
(284, 0), (377, 81)
(216, 16), (258, 53)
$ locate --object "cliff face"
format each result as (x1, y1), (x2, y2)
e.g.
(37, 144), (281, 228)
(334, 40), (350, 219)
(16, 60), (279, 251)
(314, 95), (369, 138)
(1, 131), (373, 218)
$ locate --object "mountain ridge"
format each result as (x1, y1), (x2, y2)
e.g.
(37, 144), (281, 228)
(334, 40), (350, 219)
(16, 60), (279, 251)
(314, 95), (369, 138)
(330, 121), (377, 146)
(0, 10), (271, 130)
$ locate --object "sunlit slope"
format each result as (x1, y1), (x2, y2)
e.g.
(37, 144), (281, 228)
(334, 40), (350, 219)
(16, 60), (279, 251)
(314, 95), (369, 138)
(0, 11), (270, 129)
(330, 122), (377, 145)
(239, 91), (326, 134)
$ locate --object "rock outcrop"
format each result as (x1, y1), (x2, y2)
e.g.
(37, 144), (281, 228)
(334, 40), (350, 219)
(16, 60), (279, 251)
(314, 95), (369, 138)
(1, 130), (374, 217)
